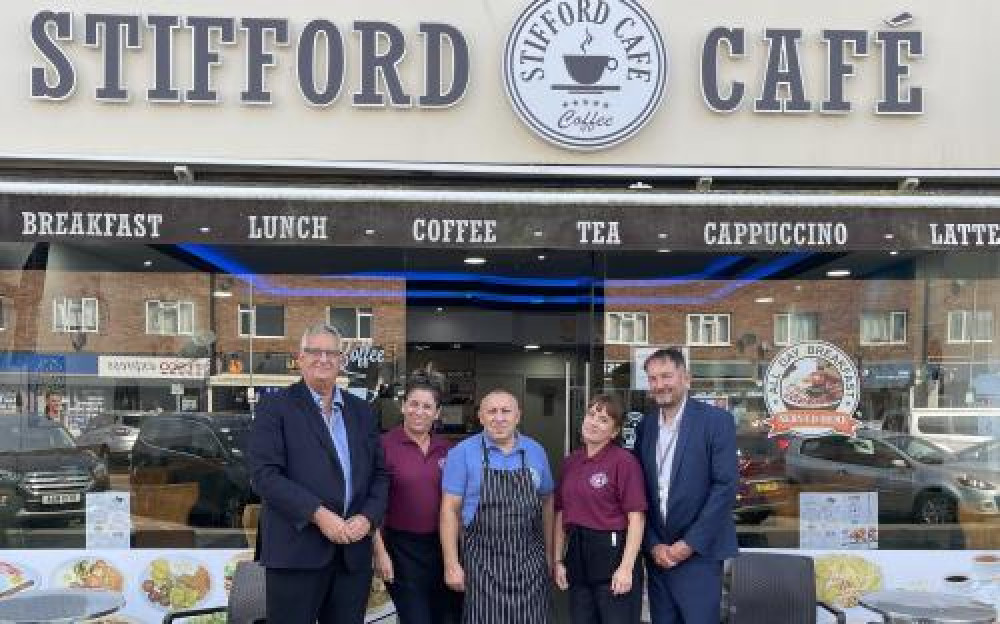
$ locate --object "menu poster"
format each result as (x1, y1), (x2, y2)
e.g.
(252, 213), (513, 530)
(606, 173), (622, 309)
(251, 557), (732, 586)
(800, 492), (878, 550)
(86, 492), (131, 550)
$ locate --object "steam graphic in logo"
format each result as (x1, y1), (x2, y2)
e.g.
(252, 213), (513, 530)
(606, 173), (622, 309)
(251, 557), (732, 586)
(503, 0), (667, 150)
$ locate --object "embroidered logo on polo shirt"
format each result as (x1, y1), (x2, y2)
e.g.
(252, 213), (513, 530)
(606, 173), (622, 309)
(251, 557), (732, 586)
(589, 472), (609, 489)
(438, 458), (447, 469)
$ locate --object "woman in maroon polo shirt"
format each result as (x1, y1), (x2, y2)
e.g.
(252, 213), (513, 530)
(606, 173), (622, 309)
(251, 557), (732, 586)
(374, 370), (462, 624)
(553, 393), (647, 624)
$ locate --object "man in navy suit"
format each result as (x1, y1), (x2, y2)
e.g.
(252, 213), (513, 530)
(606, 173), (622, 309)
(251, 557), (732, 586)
(633, 347), (738, 624)
(249, 322), (388, 624)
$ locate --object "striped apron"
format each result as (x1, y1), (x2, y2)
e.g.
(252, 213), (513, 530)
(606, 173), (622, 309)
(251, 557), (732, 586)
(461, 440), (552, 624)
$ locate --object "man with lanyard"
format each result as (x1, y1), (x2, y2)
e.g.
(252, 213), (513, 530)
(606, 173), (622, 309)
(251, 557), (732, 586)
(440, 389), (555, 624)
(632, 348), (738, 624)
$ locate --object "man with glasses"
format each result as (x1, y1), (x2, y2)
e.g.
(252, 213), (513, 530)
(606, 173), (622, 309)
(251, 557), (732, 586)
(249, 322), (388, 624)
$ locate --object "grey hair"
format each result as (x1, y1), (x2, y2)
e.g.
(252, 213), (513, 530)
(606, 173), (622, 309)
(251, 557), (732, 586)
(300, 322), (343, 351)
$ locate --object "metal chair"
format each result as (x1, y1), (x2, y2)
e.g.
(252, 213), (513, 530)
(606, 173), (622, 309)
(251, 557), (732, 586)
(727, 552), (845, 624)
(162, 560), (266, 624)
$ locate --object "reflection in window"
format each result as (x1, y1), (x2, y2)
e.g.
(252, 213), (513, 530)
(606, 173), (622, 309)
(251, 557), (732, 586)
(328, 307), (373, 340)
(774, 313), (819, 345)
(146, 300), (195, 336)
(53, 296), (99, 332)
(239, 304), (285, 338)
(606, 311), (648, 344)
(0, 421), (75, 451)
(687, 313), (730, 346)
(860, 310), (906, 345)
(947, 310), (993, 343)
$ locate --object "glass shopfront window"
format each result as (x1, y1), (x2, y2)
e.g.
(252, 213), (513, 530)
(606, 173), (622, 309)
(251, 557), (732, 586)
(1, 239), (999, 616)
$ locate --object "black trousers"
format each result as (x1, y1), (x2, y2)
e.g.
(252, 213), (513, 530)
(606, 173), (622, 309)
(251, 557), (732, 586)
(384, 528), (462, 624)
(568, 564), (644, 624)
(265, 548), (372, 624)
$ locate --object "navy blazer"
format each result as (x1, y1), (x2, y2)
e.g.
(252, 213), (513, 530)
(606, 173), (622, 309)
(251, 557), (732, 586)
(633, 398), (739, 561)
(248, 380), (389, 570)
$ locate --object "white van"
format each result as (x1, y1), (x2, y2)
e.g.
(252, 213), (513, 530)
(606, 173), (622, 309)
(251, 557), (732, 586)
(899, 408), (1000, 452)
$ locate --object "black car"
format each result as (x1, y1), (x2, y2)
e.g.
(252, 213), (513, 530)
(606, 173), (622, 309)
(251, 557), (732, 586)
(0, 416), (110, 524)
(129, 412), (257, 528)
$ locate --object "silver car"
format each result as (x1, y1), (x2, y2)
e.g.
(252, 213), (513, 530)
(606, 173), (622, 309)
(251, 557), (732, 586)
(74, 411), (145, 464)
(785, 431), (1000, 524)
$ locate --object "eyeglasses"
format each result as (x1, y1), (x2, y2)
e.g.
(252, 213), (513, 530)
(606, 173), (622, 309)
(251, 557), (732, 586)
(302, 348), (343, 360)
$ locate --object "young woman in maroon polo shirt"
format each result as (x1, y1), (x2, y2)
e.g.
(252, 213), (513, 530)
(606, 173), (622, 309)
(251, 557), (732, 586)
(373, 370), (462, 624)
(553, 394), (647, 624)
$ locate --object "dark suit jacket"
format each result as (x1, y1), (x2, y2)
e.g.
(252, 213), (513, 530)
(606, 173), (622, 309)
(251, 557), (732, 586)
(633, 397), (739, 562)
(248, 380), (389, 570)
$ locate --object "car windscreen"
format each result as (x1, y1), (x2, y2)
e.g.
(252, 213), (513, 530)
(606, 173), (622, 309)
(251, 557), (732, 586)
(216, 426), (250, 456)
(0, 423), (76, 451)
(952, 439), (1000, 466)
(736, 434), (783, 458)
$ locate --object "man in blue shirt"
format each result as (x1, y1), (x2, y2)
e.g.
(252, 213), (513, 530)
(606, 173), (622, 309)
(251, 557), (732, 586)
(440, 389), (555, 623)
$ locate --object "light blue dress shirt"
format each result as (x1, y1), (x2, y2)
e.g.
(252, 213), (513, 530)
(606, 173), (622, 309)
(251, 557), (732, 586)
(310, 386), (351, 514)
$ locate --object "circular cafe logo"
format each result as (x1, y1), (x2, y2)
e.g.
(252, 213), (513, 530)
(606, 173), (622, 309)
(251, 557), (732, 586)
(763, 341), (861, 437)
(503, 0), (668, 150)
(589, 472), (609, 489)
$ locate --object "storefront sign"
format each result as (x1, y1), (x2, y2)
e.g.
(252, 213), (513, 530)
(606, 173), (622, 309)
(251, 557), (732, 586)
(345, 344), (386, 371)
(503, 0), (667, 150)
(763, 340), (861, 437)
(3, 0), (990, 168)
(98, 356), (210, 380)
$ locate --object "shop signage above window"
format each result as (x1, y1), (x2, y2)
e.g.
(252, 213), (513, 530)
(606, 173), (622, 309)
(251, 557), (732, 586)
(4, 0), (989, 168)
(97, 356), (210, 379)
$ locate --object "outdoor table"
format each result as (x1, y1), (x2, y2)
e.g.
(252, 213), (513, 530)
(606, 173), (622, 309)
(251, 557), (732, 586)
(859, 589), (997, 624)
(0, 588), (125, 623)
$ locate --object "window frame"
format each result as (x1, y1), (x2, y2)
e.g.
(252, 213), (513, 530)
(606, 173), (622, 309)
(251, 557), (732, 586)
(947, 309), (994, 344)
(238, 303), (285, 339)
(773, 312), (819, 346)
(859, 310), (907, 346)
(686, 313), (731, 347)
(327, 306), (374, 340)
(52, 296), (99, 333)
(145, 300), (195, 336)
(605, 311), (649, 345)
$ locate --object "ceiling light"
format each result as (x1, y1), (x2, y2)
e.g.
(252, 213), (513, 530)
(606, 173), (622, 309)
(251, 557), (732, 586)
(884, 233), (894, 240)
(364, 228), (376, 236)
(452, 343), (462, 349)
(199, 226), (211, 233)
(826, 269), (851, 278)
(537, 254), (546, 260)
(543, 351), (554, 355)
(533, 230), (544, 237)
(524, 344), (540, 350)
(889, 250), (899, 256)
(464, 256), (486, 265)
(755, 297), (774, 304)
(435, 307), (443, 313)
(658, 232), (668, 239)
(629, 181), (652, 190)
(657, 249), (671, 253)
(143, 260), (153, 267)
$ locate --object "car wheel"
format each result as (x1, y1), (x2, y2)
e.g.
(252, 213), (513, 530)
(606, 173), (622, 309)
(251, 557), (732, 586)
(914, 491), (958, 524)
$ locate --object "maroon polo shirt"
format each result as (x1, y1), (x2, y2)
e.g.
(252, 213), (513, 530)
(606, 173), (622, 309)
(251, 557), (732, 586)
(381, 426), (452, 534)
(556, 443), (647, 531)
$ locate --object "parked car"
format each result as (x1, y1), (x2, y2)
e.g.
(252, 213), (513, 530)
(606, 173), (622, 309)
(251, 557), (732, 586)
(785, 431), (1000, 524)
(129, 412), (257, 528)
(0, 415), (110, 524)
(75, 411), (145, 465)
(734, 431), (793, 524)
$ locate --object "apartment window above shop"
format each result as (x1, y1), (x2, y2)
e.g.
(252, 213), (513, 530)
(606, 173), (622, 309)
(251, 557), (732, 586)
(774, 313), (819, 346)
(860, 310), (907, 345)
(239, 304), (285, 338)
(947, 309), (993, 343)
(146, 300), (194, 336)
(328, 307), (373, 340)
(52, 297), (99, 333)
(606, 311), (648, 345)
(687, 313), (730, 346)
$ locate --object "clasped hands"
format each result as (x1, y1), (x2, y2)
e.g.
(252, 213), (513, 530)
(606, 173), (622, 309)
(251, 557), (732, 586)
(650, 540), (693, 569)
(314, 506), (371, 544)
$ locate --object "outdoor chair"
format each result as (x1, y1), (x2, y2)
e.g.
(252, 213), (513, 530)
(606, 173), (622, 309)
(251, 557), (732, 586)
(727, 552), (845, 624)
(162, 559), (266, 624)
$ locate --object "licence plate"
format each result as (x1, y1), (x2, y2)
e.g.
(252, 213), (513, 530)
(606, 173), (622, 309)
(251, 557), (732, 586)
(41, 493), (81, 505)
(755, 482), (781, 493)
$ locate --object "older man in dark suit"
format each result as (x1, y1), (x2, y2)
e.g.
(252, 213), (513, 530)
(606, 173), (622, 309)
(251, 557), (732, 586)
(249, 322), (388, 624)
(633, 347), (738, 624)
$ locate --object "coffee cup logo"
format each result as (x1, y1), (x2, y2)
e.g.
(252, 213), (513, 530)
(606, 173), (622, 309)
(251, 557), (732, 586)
(503, 0), (667, 150)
